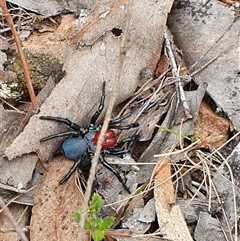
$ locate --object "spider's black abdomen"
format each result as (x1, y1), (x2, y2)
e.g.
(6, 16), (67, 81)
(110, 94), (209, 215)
(62, 137), (88, 160)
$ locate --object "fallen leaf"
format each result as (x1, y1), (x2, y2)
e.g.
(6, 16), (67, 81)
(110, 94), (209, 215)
(213, 143), (240, 240)
(137, 82), (207, 184)
(0, 104), (37, 189)
(155, 53), (169, 77)
(6, 0), (94, 17)
(0, 76), (55, 190)
(138, 198), (155, 223)
(97, 155), (138, 198)
(23, 14), (75, 62)
(194, 212), (226, 241)
(167, 0), (240, 131)
(121, 197), (151, 234)
(30, 156), (86, 241)
(195, 101), (230, 149)
(177, 199), (219, 224)
(154, 153), (193, 241)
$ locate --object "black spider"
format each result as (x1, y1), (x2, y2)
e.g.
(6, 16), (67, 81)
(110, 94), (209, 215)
(39, 82), (138, 193)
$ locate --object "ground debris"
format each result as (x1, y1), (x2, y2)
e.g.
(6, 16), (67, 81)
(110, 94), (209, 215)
(7, 0), (95, 18)
(168, 0), (240, 131)
(1, 0), (239, 240)
(194, 212), (226, 241)
(30, 156), (85, 241)
(213, 142), (240, 240)
(154, 152), (193, 241)
(2, 48), (64, 100)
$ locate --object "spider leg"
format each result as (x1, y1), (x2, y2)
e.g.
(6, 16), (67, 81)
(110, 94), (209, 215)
(90, 82), (106, 125)
(109, 112), (139, 130)
(59, 158), (82, 185)
(99, 155), (130, 193)
(108, 122), (139, 130)
(40, 130), (81, 142)
(114, 136), (136, 148)
(40, 116), (85, 132)
(109, 112), (131, 125)
(104, 135), (136, 155)
(104, 149), (129, 155)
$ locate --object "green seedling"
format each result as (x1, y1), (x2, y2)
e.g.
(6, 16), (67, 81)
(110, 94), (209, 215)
(74, 193), (115, 241)
(155, 124), (200, 142)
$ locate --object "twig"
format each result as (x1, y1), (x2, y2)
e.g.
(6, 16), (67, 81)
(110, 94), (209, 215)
(189, 41), (237, 77)
(117, 69), (169, 118)
(196, 150), (235, 241)
(205, 131), (240, 159)
(0, 196), (29, 241)
(0, 184), (38, 212)
(0, 0), (39, 110)
(77, 2), (131, 240)
(0, 97), (24, 113)
(215, 151), (238, 241)
(0, 19), (33, 34)
(154, 139), (199, 157)
(163, 30), (192, 119)
(189, 18), (237, 73)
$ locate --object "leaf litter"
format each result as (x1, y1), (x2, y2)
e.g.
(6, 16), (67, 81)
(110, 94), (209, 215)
(1, 0), (240, 240)
(30, 156), (86, 241)
(5, 0), (170, 162)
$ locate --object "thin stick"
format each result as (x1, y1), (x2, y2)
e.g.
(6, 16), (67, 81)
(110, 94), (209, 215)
(189, 41), (237, 77)
(189, 19), (237, 72)
(216, 151), (238, 241)
(0, 196), (29, 241)
(163, 30), (192, 119)
(77, 2), (131, 240)
(0, 97), (24, 113)
(0, 1), (39, 110)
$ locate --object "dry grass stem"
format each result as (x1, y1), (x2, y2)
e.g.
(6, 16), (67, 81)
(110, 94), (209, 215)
(77, 2), (131, 240)
(0, 197), (29, 241)
(0, 0), (39, 110)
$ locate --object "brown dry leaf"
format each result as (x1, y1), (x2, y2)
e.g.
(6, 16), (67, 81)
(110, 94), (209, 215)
(155, 53), (169, 77)
(195, 101), (230, 149)
(218, 0), (239, 6)
(154, 152), (193, 241)
(23, 14), (75, 62)
(5, 0), (174, 162)
(0, 203), (30, 241)
(30, 156), (86, 241)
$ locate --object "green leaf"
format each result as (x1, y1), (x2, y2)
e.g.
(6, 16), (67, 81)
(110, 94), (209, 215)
(73, 211), (81, 224)
(73, 192), (115, 241)
(99, 216), (114, 230)
(89, 193), (104, 215)
(83, 219), (91, 231)
(92, 229), (105, 241)
(91, 218), (102, 229)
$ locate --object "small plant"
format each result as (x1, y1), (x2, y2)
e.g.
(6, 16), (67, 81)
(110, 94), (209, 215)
(74, 193), (115, 241)
(155, 124), (200, 142)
